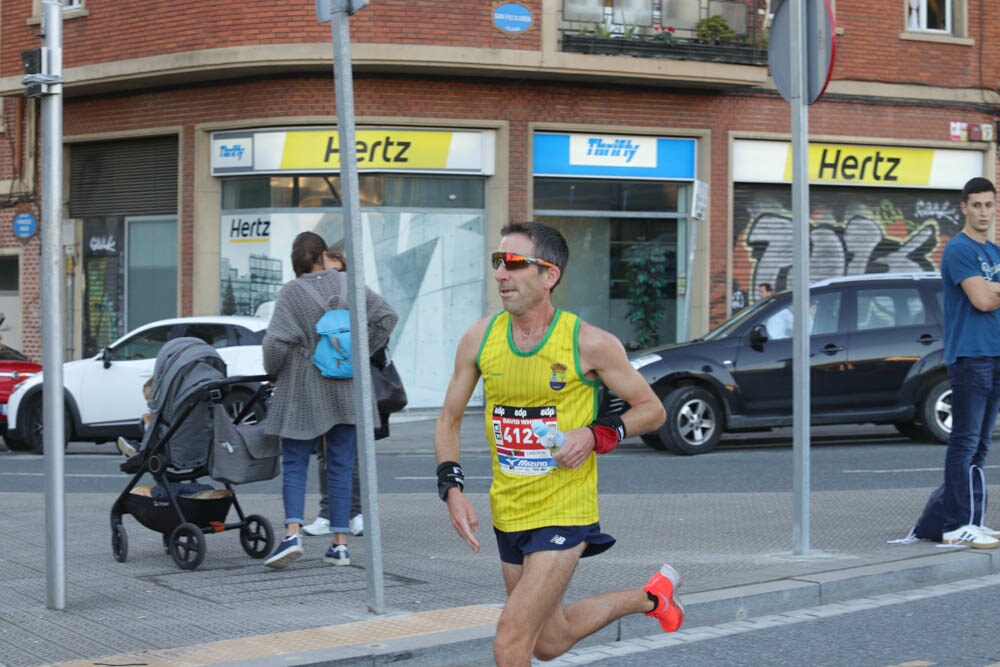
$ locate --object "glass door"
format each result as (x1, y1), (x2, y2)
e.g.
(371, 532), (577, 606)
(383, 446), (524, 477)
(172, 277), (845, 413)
(125, 216), (177, 331)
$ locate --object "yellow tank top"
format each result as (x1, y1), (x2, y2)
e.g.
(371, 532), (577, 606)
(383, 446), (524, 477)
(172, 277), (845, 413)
(477, 309), (602, 531)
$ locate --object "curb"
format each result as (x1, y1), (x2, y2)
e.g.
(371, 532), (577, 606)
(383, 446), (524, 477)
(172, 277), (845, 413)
(285, 550), (996, 667)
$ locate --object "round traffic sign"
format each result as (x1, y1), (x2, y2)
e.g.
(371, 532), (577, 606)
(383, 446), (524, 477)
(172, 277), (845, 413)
(768, 0), (836, 105)
(13, 212), (37, 239)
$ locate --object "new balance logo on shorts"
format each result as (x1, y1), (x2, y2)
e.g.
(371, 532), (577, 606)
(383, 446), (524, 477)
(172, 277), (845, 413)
(549, 534), (566, 545)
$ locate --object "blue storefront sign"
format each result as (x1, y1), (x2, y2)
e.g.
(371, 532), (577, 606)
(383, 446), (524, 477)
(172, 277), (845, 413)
(493, 3), (532, 33)
(533, 132), (696, 180)
(13, 212), (37, 239)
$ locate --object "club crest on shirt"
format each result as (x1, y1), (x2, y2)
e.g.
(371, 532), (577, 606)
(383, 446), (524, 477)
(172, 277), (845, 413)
(549, 363), (567, 391)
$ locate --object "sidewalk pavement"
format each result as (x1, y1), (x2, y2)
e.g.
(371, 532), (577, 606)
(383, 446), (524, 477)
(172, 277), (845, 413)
(2, 413), (998, 667)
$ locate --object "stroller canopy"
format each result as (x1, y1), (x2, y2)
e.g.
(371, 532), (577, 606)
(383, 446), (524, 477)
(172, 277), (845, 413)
(144, 337), (228, 468)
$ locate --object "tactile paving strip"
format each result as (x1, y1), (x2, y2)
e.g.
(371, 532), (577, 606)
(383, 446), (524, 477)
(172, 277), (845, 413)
(46, 604), (502, 667)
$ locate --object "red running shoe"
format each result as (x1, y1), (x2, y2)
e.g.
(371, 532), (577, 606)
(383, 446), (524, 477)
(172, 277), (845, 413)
(643, 563), (684, 632)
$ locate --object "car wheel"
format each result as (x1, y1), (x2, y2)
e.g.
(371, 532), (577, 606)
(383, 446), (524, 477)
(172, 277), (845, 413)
(23, 395), (71, 455)
(660, 386), (722, 455)
(919, 379), (951, 444)
(224, 386), (266, 425)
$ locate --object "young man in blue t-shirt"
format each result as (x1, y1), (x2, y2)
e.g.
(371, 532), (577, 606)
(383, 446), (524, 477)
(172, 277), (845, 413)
(937, 176), (1000, 548)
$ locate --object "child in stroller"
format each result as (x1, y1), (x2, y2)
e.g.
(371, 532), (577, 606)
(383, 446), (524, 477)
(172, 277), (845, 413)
(110, 336), (279, 570)
(116, 376), (153, 458)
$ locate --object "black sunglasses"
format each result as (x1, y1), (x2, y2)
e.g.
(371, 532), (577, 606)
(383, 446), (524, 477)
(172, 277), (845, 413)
(491, 252), (556, 271)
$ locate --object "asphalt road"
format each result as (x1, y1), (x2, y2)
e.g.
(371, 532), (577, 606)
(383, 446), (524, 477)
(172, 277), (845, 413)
(543, 574), (1000, 667)
(0, 425), (961, 496)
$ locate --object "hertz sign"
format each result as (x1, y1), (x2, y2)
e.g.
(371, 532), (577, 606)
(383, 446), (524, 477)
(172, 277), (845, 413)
(733, 140), (981, 189)
(786, 144), (932, 186)
(211, 128), (495, 176)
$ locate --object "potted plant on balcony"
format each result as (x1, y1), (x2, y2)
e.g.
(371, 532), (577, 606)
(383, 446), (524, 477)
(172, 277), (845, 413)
(694, 15), (738, 44)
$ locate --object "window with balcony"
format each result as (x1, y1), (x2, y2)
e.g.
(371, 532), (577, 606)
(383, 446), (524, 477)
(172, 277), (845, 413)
(561, 0), (768, 66)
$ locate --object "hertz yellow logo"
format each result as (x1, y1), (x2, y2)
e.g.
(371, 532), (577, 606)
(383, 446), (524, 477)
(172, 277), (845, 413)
(785, 144), (934, 186)
(280, 130), (454, 170)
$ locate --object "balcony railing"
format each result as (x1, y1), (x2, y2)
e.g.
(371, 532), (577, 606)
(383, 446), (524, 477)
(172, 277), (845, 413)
(561, 30), (767, 66)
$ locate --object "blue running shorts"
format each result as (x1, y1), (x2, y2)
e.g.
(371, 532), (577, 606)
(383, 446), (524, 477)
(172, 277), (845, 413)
(493, 522), (616, 565)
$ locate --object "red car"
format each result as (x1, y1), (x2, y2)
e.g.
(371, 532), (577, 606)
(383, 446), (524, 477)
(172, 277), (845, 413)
(0, 345), (41, 448)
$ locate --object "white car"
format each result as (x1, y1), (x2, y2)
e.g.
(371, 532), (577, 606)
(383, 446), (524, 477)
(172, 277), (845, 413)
(5, 316), (268, 454)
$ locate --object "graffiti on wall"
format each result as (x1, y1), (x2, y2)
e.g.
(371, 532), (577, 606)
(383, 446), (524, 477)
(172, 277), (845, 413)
(732, 186), (961, 310)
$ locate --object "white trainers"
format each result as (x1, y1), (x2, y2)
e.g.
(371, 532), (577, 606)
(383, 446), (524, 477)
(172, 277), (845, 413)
(116, 437), (137, 458)
(349, 514), (364, 536)
(980, 525), (1000, 538)
(941, 524), (1000, 549)
(301, 517), (331, 536)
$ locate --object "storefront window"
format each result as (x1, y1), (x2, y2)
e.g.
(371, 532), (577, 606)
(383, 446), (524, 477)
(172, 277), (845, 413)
(220, 174), (487, 409)
(535, 178), (687, 349)
(221, 175), (484, 209)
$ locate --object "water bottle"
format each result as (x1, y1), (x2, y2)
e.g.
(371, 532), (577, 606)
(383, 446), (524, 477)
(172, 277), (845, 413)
(531, 420), (565, 451)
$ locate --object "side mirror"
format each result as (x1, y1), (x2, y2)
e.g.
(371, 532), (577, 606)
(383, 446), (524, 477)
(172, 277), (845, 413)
(102, 347), (112, 369)
(749, 324), (769, 346)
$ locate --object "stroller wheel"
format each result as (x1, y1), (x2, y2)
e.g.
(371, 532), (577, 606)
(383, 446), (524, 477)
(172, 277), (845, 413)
(162, 532), (171, 554)
(111, 521), (128, 562)
(169, 522), (207, 570)
(240, 514), (275, 559)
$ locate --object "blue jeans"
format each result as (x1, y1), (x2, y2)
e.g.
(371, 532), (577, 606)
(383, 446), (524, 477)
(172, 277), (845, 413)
(943, 357), (1000, 531)
(281, 424), (357, 533)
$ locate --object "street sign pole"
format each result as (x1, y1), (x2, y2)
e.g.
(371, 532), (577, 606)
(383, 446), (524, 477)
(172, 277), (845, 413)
(321, 0), (385, 614)
(770, 0), (834, 556)
(40, 0), (67, 609)
(789, 0), (811, 556)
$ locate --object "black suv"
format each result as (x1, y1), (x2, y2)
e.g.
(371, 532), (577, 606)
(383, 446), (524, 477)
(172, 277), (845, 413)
(628, 273), (948, 455)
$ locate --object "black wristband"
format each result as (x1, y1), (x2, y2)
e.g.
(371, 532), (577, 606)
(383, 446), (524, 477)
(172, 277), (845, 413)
(437, 461), (465, 501)
(591, 413), (626, 440)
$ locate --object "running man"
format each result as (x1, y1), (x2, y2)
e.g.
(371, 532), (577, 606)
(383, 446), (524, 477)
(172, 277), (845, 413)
(434, 222), (682, 667)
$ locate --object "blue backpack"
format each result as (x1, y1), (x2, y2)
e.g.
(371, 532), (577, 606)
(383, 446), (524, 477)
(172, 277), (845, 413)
(302, 278), (353, 379)
(314, 309), (352, 378)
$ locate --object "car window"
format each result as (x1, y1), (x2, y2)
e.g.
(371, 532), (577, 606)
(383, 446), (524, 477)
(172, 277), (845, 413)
(110, 325), (175, 361)
(856, 288), (925, 331)
(764, 307), (794, 340)
(232, 325), (265, 345)
(184, 324), (230, 348)
(762, 291), (842, 339)
(810, 292), (842, 335)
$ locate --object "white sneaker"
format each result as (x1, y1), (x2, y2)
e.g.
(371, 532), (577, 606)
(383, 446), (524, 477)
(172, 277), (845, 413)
(350, 514), (364, 536)
(116, 437), (137, 458)
(942, 524), (1000, 549)
(301, 517), (331, 536)
(980, 525), (1000, 538)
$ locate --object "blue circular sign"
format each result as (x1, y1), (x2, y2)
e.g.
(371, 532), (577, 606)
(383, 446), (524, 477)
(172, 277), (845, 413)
(493, 2), (532, 33)
(13, 212), (37, 239)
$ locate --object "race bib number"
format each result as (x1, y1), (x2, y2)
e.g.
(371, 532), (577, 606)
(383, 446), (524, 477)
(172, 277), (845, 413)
(491, 404), (559, 476)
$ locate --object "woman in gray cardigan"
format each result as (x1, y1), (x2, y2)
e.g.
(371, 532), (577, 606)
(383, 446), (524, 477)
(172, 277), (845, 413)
(262, 231), (397, 569)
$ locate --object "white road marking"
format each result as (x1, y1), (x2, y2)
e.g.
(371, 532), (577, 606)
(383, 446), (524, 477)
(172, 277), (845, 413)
(843, 464), (1000, 474)
(535, 574), (1000, 666)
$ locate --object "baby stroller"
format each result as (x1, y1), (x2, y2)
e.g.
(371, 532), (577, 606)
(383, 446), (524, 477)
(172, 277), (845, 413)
(110, 337), (278, 570)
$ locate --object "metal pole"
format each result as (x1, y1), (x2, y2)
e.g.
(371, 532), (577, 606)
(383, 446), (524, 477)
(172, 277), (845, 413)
(790, 0), (811, 555)
(41, 0), (66, 609)
(330, 1), (385, 614)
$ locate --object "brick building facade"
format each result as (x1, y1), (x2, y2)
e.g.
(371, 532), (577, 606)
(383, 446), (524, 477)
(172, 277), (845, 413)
(0, 0), (996, 408)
